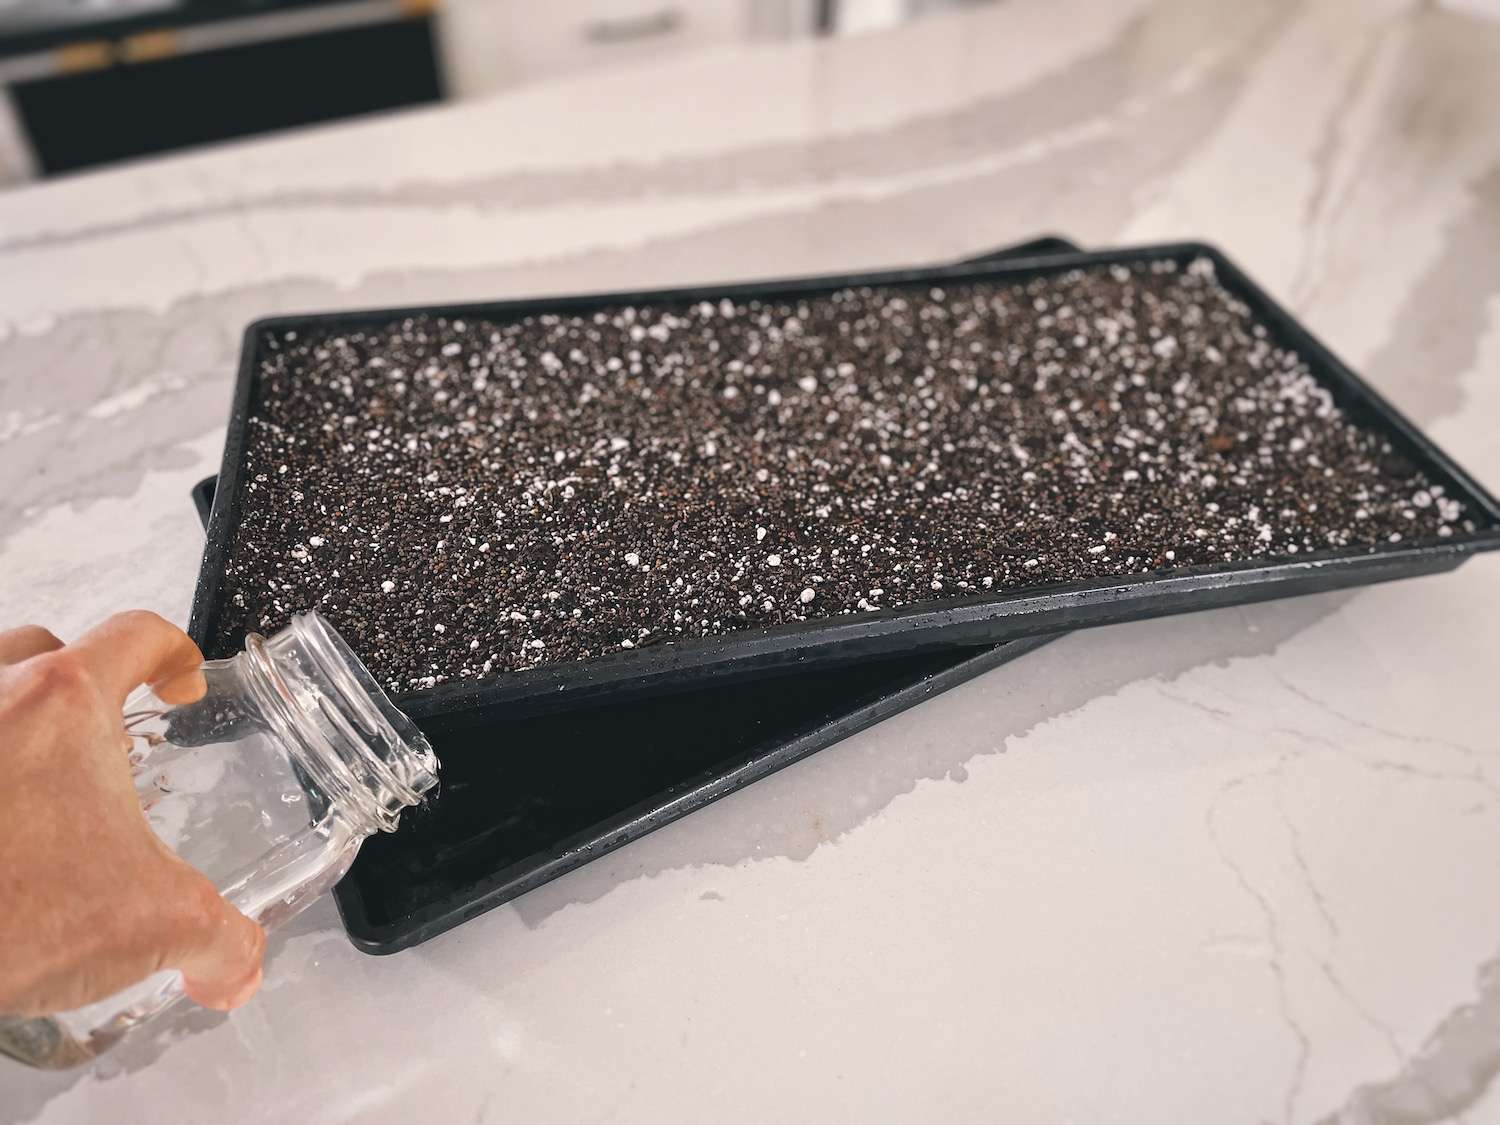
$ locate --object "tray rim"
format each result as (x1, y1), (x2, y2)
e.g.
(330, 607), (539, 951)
(188, 451), (1067, 951)
(335, 633), (1056, 953)
(189, 239), (1500, 722)
(192, 237), (1079, 954)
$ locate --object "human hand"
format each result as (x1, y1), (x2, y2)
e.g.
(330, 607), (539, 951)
(0, 612), (266, 1019)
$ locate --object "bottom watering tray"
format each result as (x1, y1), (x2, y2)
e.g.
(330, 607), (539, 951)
(190, 237), (1076, 952)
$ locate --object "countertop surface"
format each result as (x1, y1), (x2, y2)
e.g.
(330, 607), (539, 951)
(3, 0), (1500, 1120)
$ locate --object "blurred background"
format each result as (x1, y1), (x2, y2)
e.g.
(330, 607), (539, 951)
(0, 0), (1002, 183)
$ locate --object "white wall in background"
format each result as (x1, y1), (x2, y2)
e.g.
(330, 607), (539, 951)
(830, 0), (1002, 36)
(436, 0), (817, 99)
(1439, 0), (1500, 17)
(834, 0), (906, 34)
(0, 88), (36, 186)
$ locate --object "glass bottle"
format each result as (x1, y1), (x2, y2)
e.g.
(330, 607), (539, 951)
(0, 611), (438, 1070)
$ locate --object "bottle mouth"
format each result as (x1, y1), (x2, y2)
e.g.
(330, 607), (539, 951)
(247, 612), (439, 834)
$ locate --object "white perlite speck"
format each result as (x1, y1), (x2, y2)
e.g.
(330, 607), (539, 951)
(381, 580), (396, 593)
(228, 257), (1469, 692)
(799, 587), (816, 604)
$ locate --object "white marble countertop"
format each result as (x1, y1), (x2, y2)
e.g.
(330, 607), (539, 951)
(3, 0), (1500, 1120)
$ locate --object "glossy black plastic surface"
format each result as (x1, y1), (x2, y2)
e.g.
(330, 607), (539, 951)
(191, 238), (1079, 951)
(188, 235), (1500, 951)
(189, 242), (1500, 725)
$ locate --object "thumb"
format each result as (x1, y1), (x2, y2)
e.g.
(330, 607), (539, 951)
(157, 869), (267, 1011)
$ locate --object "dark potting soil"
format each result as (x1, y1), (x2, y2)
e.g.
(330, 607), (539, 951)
(219, 258), (1474, 692)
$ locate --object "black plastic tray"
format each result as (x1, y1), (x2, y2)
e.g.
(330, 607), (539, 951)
(191, 240), (1500, 727)
(200, 480), (1056, 953)
(191, 237), (1075, 952)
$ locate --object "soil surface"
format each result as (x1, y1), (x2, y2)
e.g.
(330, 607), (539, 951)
(217, 258), (1472, 691)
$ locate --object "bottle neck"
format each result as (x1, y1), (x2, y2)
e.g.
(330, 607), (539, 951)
(239, 612), (438, 836)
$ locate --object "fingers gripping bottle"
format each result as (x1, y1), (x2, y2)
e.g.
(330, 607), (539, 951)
(0, 612), (438, 1069)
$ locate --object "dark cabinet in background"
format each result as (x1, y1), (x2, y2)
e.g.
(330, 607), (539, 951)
(2, 1), (443, 176)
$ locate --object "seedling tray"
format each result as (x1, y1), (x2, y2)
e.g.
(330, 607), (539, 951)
(190, 237), (1074, 951)
(199, 475), (1057, 953)
(201, 464), (1053, 953)
(190, 240), (1500, 729)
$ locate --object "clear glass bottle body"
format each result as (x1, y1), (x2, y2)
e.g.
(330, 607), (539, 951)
(0, 612), (437, 1069)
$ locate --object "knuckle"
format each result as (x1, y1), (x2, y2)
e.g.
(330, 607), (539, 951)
(152, 875), (223, 955)
(181, 877), (227, 932)
(9, 624), (62, 649)
(16, 650), (93, 702)
(111, 609), (168, 635)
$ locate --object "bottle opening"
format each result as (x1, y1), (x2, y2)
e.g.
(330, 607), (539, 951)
(248, 612), (439, 834)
